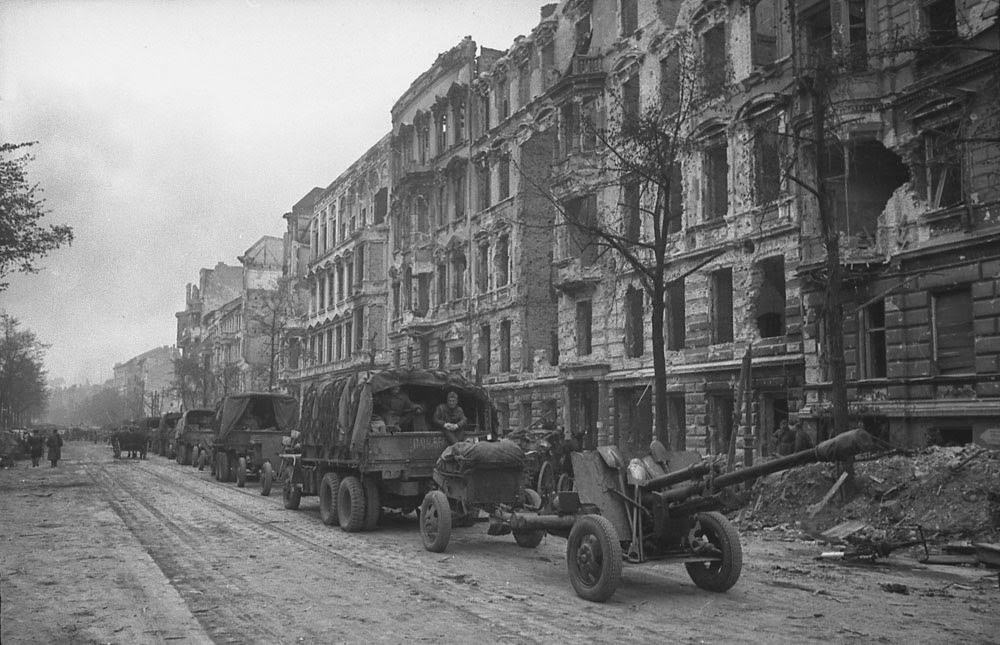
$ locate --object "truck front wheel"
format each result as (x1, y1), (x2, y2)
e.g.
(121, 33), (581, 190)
(319, 473), (340, 525)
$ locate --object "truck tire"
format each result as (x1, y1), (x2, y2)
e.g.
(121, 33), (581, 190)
(191, 446), (199, 469)
(420, 490), (452, 553)
(236, 457), (247, 488)
(362, 478), (381, 531)
(175, 445), (183, 465)
(684, 511), (742, 593)
(337, 476), (365, 533)
(260, 461), (273, 496)
(282, 467), (301, 510)
(537, 461), (555, 502)
(567, 514), (622, 603)
(319, 473), (340, 525)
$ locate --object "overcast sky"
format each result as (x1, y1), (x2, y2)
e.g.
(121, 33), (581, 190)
(1, 0), (545, 386)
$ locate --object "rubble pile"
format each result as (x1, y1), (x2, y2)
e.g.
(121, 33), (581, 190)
(742, 445), (1000, 543)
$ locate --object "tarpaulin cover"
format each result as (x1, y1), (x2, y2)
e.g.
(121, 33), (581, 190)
(365, 369), (491, 406)
(436, 439), (524, 474)
(217, 392), (298, 441)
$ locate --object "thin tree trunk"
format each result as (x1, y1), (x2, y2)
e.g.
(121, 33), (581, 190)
(650, 280), (670, 448)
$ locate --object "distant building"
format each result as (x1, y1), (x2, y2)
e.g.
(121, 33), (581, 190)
(112, 345), (180, 419)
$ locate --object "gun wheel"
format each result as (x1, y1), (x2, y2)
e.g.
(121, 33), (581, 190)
(419, 490), (451, 553)
(566, 514), (622, 603)
(684, 511), (742, 592)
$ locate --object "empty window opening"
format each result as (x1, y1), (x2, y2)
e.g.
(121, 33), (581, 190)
(496, 402), (510, 434)
(754, 118), (781, 205)
(438, 340), (447, 369)
(437, 112), (448, 152)
(665, 394), (687, 450)
(451, 253), (466, 300)
(928, 425), (973, 447)
(702, 25), (726, 98)
(620, 0), (638, 35)
(923, 0), (958, 46)
(519, 62), (531, 108)
(550, 330), (560, 366)
(624, 286), (644, 358)
(542, 42), (556, 89)
(420, 337), (431, 369)
(520, 400), (533, 430)
(453, 171), (466, 221)
(495, 235), (510, 287)
(576, 300), (593, 356)
(666, 278), (686, 350)
(436, 263), (447, 305)
(615, 386), (653, 458)
(622, 179), (641, 243)
(477, 162), (491, 211)
(477, 244), (489, 293)
(825, 139), (909, 239)
(859, 299), (887, 378)
(541, 399), (559, 429)
(933, 287), (974, 374)
(374, 188), (388, 224)
(709, 393), (735, 455)
(704, 136), (729, 221)
(915, 126), (962, 209)
(712, 268), (734, 344)
(564, 194), (600, 266)
(623, 74), (640, 128)
(754, 256), (786, 338)
(575, 14), (592, 55)
(801, 2), (832, 68)
(660, 51), (680, 115)
(449, 346), (465, 365)
(500, 319), (512, 372)
(480, 324), (492, 375)
(848, 0), (868, 70)
(415, 274), (430, 317)
(753, 0), (779, 66)
(499, 156), (511, 200)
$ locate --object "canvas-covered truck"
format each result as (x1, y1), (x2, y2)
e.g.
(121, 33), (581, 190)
(174, 408), (217, 466)
(280, 369), (495, 532)
(210, 392), (297, 492)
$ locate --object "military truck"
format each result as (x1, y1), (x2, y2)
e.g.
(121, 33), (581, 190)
(210, 392), (297, 492)
(155, 412), (181, 457)
(174, 408), (217, 467)
(280, 369), (495, 532)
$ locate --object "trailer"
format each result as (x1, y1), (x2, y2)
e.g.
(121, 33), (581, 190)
(280, 369), (496, 532)
(210, 392), (297, 493)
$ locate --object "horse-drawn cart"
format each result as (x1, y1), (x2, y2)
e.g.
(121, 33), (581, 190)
(111, 425), (149, 459)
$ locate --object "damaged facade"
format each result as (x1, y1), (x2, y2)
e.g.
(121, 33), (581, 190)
(178, 0), (997, 454)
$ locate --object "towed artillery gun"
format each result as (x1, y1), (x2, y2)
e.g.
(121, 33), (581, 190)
(479, 429), (874, 602)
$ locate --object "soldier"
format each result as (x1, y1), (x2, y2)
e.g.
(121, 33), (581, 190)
(28, 430), (44, 467)
(433, 390), (468, 445)
(46, 429), (63, 467)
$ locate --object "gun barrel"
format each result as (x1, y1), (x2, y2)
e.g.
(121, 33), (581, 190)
(640, 460), (716, 492)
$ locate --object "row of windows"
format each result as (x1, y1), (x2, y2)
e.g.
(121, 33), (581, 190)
(306, 309), (365, 366)
(311, 189), (387, 260)
(310, 246), (365, 314)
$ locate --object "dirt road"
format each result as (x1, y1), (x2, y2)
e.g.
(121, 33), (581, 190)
(1, 442), (996, 644)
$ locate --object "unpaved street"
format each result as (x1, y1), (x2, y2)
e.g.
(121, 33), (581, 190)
(2, 442), (997, 644)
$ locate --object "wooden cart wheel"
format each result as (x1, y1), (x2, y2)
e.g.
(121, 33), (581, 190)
(282, 466), (301, 510)
(236, 457), (247, 488)
(362, 477), (381, 531)
(420, 490), (452, 553)
(684, 511), (743, 592)
(319, 472), (340, 525)
(537, 461), (556, 502)
(260, 461), (273, 496)
(337, 476), (365, 533)
(566, 514), (622, 603)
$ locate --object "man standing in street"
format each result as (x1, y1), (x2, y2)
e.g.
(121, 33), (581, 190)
(28, 430), (44, 467)
(46, 429), (63, 467)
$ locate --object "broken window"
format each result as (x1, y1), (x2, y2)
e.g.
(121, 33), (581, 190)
(500, 319), (512, 372)
(575, 14), (592, 55)
(550, 330), (560, 365)
(480, 91), (491, 134)
(353, 309), (364, 352)
(711, 267), (734, 344)
(623, 74), (640, 130)
(708, 393), (735, 455)
(754, 117), (781, 205)
(477, 243), (489, 293)
(477, 161), (491, 211)
(402, 266), (412, 311)
(480, 324), (491, 375)
(564, 194), (600, 266)
(453, 170), (466, 221)
(659, 51), (679, 115)
(495, 235), (510, 287)
(933, 287), (974, 374)
(624, 286), (644, 357)
(437, 112), (448, 152)
(374, 188), (387, 224)
(915, 126), (963, 209)
(416, 196), (429, 233)
(418, 122), (430, 164)
(825, 138), (909, 238)
(499, 155), (511, 200)
(800, 1), (832, 69)
(701, 25), (726, 98)
(614, 386), (653, 456)
(391, 282), (400, 319)
(519, 61), (531, 109)
(620, 0), (638, 35)
(665, 394), (687, 449)
(622, 178), (641, 243)
(666, 278), (686, 350)
(498, 77), (510, 121)
(415, 274), (430, 317)
(848, 0), (868, 71)
(453, 100), (465, 144)
(703, 135), (729, 221)
(436, 263), (447, 305)
(754, 256), (786, 338)
(437, 184), (448, 226)
(451, 252), (466, 300)
(576, 299), (593, 356)
(753, 0), (779, 67)
(449, 346), (464, 365)
(923, 0), (958, 46)
(859, 298), (887, 378)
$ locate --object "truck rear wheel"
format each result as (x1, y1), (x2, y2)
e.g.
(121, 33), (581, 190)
(282, 467), (301, 510)
(362, 478), (381, 531)
(319, 473), (340, 525)
(684, 511), (742, 593)
(420, 490), (451, 553)
(337, 476), (365, 533)
(236, 457), (247, 488)
(260, 461), (273, 496)
(567, 514), (622, 603)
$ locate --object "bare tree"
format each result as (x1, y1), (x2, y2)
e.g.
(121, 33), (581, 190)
(0, 313), (49, 428)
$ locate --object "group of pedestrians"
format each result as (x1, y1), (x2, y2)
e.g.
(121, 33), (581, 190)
(27, 429), (63, 468)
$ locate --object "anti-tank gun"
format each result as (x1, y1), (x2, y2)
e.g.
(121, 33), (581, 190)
(492, 429), (875, 602)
